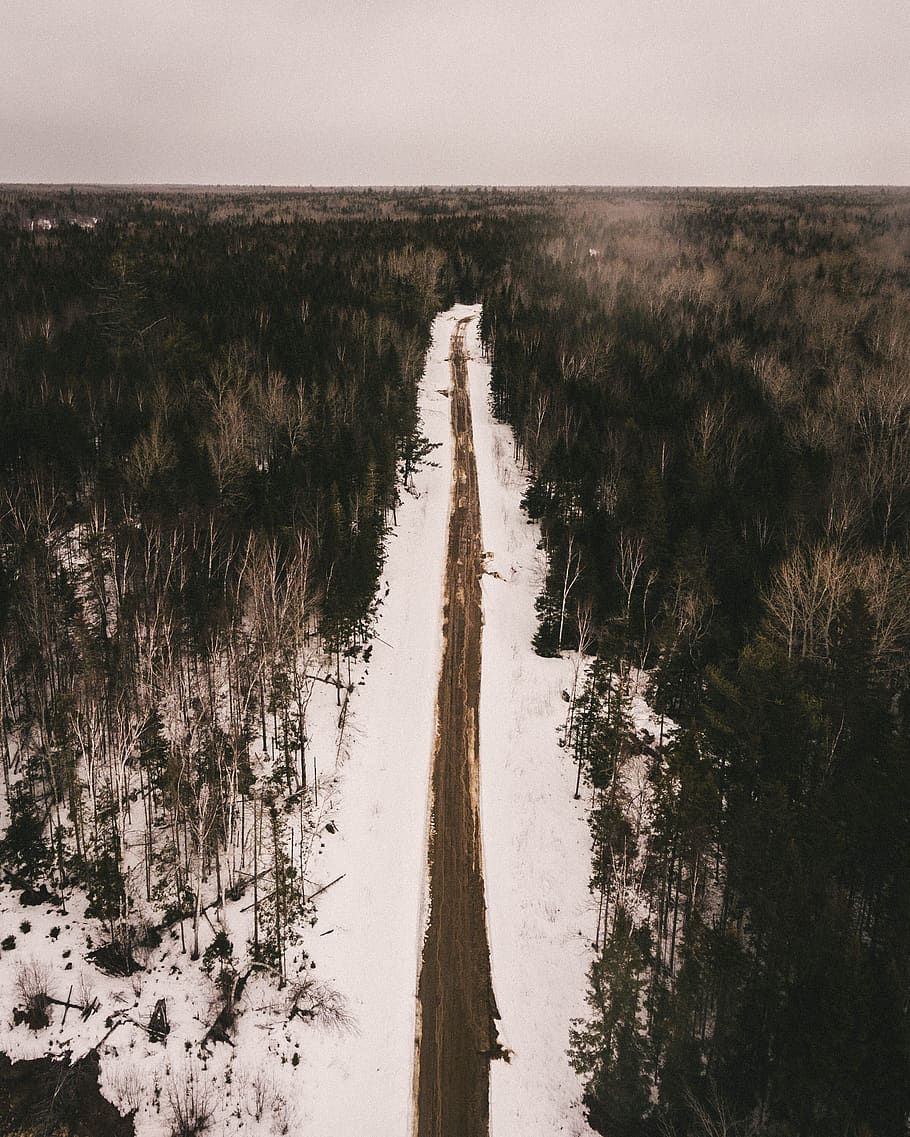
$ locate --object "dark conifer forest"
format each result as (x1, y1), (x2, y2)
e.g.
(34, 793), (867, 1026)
(480, 188), (910, 1136)
(1, 185), (909, 1135)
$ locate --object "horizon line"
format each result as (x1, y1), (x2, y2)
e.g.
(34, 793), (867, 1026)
(2, 182), (908, 193)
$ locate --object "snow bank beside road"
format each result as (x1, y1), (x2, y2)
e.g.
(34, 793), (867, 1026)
(465, 313), (598, 1136)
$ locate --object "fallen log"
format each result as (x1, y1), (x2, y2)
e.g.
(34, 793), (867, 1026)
(309, 873), (345, 902)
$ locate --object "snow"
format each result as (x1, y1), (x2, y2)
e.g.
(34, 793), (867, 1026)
(0, 303), (611, 1136)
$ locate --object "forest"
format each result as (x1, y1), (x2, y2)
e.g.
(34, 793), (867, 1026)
(1, 185), (909, 1136)
(0, 189), (464, 979)
(480, 188), (910, 1136)
(0, 186), (548, 1133)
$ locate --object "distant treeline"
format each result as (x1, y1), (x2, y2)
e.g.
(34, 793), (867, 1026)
(479, 188), (910, 1136)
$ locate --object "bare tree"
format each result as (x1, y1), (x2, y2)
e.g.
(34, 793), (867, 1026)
(188, 780), (218, 960)
(764, 543), (852, 661)
(557, 534), (584, 653)
(617, 532), (646, 625)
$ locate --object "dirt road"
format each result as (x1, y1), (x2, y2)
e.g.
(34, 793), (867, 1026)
(415, 316), (499, 1137)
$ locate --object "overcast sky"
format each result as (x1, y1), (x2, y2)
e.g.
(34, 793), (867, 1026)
(1, 0), (907, 186)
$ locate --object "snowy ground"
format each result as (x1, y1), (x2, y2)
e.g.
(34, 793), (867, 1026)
(0, 304), (624, 1136)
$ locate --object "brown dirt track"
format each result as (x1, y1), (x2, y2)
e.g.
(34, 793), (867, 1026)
(414, 317), (499, 1137)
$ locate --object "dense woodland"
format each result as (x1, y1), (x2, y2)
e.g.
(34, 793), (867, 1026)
(0, 188), (488, 985)
(480, 189), (910, 1136)
(1, 186), (909, 1135)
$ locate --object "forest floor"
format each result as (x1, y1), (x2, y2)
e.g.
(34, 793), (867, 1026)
(415, 317), (499, 1137)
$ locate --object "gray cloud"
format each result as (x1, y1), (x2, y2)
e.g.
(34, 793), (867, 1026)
(1, 0), (906, 184)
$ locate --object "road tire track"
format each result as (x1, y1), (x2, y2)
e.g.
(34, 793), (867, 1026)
(415, 316), (499, 1137)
